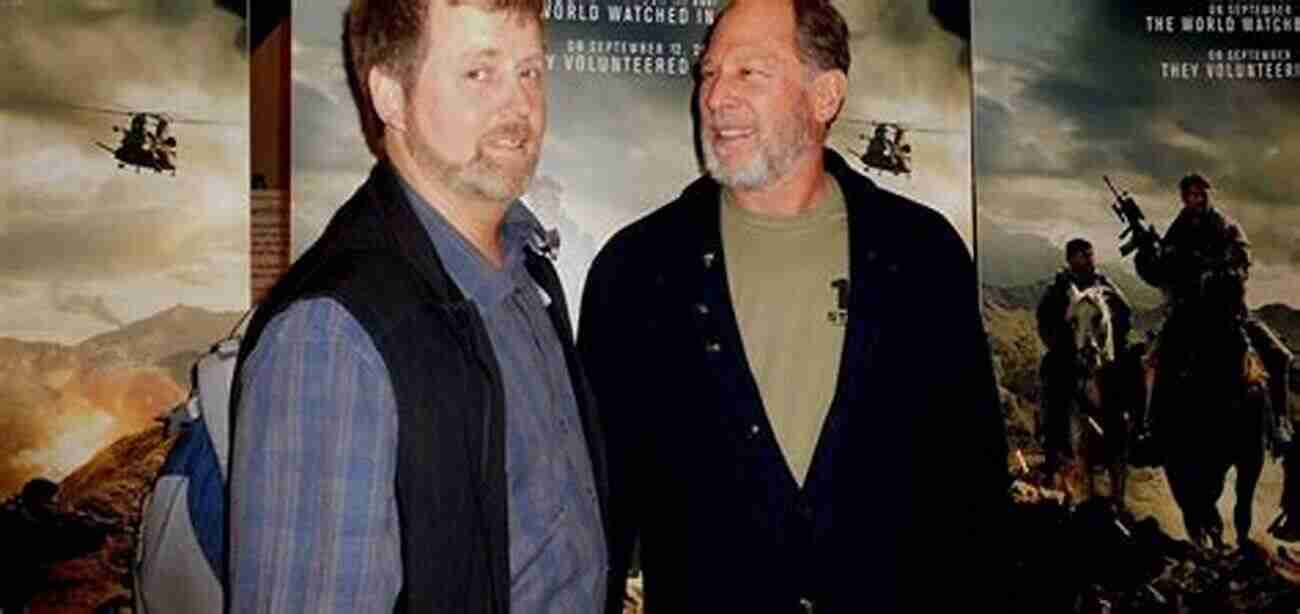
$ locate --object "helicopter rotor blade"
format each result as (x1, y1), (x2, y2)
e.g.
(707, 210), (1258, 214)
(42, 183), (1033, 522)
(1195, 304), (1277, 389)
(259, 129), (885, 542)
(838, 116), (961, 134)
(840, 118), (888, 126)
(7, 102), (239, 126)
(59, 103), (141, 117)
(166, 116), (240, 126)
(140, 111), (239, 126)
(903, 127), (962, 134)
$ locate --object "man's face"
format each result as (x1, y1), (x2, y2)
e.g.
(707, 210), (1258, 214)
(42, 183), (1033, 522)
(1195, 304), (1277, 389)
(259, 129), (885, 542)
(697, 0), (820, 190)
(1181, 185), (1209, 211)
(397, 1), (546, 204)
(1068, 248), (1095, 276)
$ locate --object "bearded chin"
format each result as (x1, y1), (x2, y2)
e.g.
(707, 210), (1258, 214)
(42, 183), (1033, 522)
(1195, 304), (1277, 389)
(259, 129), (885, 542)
(702, 122), (811, 191)
(458, 149), (537, 202)
(406, 132), (538, 204)
(704, 143), (773, 190)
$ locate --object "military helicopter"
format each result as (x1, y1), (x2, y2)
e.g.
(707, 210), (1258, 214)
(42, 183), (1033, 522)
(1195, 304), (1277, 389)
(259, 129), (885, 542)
(79, 106), (229, 176)
(837, 118), (958, 177)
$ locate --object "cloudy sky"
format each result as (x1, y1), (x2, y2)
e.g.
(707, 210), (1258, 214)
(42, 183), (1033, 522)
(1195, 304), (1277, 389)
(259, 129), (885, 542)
(973, 0), (1300, 307)
(291, 0), (973, 310)
(0, 0), (249, 344)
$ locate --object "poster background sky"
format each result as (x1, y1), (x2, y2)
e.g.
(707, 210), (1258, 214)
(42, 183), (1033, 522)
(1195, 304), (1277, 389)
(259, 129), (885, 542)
(0, 0), (249, 344)
(973, 1), (1300, 307)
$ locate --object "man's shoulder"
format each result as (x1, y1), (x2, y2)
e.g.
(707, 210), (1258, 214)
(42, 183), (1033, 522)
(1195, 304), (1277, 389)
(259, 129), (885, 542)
(251, 212), (429, 360)
(268, 241), (421, 325)
(259, 297), (373, 346)
(824, 148), (960, 241)
(1035, 270), (1072, 309)
(245, 296), (388, 377)
(849, 182), (972, 270)
(1045, 269), (1073, 289)
(1215, 209), (1248, 243)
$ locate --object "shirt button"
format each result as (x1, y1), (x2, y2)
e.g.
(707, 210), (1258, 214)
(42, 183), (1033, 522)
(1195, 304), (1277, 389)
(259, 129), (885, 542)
(702, 251), (716, 268)
(800, 597), (814, 614)
(747, 424), (760, 438)
(705, 341), (722, 353)
(694, 303), (710, 315)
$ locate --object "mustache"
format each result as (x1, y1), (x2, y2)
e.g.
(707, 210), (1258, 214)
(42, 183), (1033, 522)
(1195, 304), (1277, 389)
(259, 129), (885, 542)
(483, 122), (534, 143)
(703, 115), (753, 131)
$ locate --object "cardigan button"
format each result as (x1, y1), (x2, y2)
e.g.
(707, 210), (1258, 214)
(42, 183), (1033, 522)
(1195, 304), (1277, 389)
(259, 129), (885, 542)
(702, 251), (716, 268)
(694, 303), (710, 315)
(800, 597), (814, 614)
(705, 341), (722, 353)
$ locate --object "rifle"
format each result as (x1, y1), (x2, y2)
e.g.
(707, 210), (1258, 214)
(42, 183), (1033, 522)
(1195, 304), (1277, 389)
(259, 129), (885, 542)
(1104, 176), (1160, 257)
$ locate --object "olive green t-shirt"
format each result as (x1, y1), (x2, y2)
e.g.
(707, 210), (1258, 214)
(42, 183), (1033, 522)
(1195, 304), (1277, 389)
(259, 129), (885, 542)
(720, 176), (849, 487)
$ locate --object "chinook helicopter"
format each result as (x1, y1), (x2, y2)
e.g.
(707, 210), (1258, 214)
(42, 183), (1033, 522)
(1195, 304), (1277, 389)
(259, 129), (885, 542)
(80, 106), (229, 176)
(838, 118), (958, 177)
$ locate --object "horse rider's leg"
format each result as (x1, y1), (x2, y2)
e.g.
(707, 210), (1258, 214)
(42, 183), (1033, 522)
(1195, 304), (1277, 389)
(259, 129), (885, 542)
(1165, 459), (1206, 547)
(1245, 317), (1293, 448)
(1274, 443), (1300, 542)
(1102, 369), (1129, 506)
(1235, 447), (1264, 549)
(1105, 412), (1127, 505)
(1202, 459), (1230, 552)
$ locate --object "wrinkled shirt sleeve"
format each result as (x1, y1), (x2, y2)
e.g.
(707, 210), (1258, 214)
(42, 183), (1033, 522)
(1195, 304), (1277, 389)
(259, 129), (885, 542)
(228, 298), (402, 612)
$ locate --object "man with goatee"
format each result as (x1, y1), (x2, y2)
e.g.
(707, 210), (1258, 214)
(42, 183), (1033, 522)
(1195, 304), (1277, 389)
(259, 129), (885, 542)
(579, 0), (1010, 612)
(228, 1), (609, 611)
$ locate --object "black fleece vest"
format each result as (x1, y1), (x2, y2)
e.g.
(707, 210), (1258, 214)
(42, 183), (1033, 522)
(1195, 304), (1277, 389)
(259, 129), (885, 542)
(229, 162), (610, 613)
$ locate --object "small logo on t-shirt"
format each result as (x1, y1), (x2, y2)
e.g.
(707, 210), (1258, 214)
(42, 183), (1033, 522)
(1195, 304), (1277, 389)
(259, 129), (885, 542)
(827, 278), (849, 326)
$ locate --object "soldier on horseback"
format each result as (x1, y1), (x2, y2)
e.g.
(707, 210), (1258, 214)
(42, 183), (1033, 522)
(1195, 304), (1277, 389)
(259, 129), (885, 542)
(1135, 174), (1291, 451)
(1037, 238), (1134, 486)
(1134, 174), (1295, 544)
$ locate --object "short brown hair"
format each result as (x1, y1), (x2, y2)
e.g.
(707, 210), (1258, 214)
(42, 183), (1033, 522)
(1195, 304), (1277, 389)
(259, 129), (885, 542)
(343, 0), (544, 158)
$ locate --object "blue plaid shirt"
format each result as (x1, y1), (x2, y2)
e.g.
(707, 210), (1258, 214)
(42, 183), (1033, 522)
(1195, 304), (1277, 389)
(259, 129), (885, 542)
(229, 181), (607, 612)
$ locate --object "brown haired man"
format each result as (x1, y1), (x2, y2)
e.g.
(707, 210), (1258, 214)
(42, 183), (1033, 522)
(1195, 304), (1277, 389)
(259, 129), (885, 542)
(579, 0), (1010, 612)
(228, 1), (610, 612)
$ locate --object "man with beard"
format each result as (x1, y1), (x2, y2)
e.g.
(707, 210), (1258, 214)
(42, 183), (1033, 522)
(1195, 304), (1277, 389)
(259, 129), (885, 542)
(578, 1), (1010, 611)
(1136, 174), (1294, 538)
(228, 1), (610, 612)
(1136, 175), (1291, 445)
(1036, 238), (1133, 480)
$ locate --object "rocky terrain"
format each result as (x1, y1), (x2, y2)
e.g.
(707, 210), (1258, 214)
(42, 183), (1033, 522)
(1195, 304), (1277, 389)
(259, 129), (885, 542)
(985, 277), (1300, 612)
(0, 306), (238, 612)
(5, 427), (178, 613)
(1009, 481), (1300, 613)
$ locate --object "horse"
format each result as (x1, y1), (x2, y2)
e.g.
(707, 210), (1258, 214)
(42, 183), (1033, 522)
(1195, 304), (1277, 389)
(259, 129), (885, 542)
(1054, 285), (1133, 506)
(1145, 267), (1272, 552)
